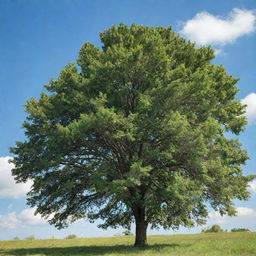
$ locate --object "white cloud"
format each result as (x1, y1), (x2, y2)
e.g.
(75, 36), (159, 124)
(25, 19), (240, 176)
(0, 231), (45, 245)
(207, 211), (227, 224)
(241, 93), (256, 123)
(203, 208), (256, 232)
(207, 206), (256, 225)
(248, 180), (256, 192)
(7, 203), (13, 210)
(214, 48), (223, 56)
(0, 212), (21, 229)
(181, 8), (256, 45)
(19, 208), (47, 226)
(0, 208), (47, 229)
(0, 156), (32, 199)
(236, 207), (256, 216)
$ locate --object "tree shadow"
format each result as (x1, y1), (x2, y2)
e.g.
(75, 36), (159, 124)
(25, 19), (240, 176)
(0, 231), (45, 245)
(0, 243), (186, 256)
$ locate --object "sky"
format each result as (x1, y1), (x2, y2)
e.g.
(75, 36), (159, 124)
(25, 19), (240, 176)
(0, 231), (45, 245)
(0, 0), (256, 240)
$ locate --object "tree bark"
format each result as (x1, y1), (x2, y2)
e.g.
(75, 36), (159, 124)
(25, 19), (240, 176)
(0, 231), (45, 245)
(134, 207), (148, 247)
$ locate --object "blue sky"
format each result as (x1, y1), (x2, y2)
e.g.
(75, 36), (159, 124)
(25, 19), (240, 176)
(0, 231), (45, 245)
(0, 0), (255, 240)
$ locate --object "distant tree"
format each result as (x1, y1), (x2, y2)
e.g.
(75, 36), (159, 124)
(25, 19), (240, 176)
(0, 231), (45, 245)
(65, 234), (77, 239)
(25, 235), (35, 240)
(231, 228), (250, 232)
(13, 236), (20, 241)
(202, 224), (224, 233)
(10, 24), (255, 247)
(123, 230), (134, 236)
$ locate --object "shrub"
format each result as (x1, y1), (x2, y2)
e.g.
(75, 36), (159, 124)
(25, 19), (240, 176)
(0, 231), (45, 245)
(65, 234), (77, 239)
(202, 224), (224, 233)
(231, 228), (250, 232)
(13, 236), (20, 241)
(25, 235), (35, 240)
(123, 230), (134, 236)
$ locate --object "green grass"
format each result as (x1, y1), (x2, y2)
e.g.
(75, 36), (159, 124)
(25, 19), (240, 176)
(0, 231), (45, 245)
(0, 232), (255, 256)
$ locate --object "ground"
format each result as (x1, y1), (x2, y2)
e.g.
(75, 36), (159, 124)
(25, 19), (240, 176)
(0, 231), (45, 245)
(0, 232), (255, 256)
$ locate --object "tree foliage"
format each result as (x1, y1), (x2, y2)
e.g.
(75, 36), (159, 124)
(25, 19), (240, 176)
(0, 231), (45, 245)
(202, 224), (225, 233)
(25, 235), (35, 240)
(10, 24), (254, 246)
(123, 230), (134, 236)
(231, 228), (250, 232)
(65, 234), (78, 239)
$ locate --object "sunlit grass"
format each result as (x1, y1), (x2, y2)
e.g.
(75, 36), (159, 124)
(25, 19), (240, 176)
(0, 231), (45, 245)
(0, 232), (255, 255)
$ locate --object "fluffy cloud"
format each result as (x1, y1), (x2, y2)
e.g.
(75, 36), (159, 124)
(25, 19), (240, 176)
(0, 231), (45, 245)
(236, 207), (256, 216)
(0, 208), (46, 229)
(214, 48), (223, 56)
(207, 206), (256, 225)
(241, 93), (256, 123)
(248, 180), (256, 192)
(207, 211), (226, 224)
(181, 8), (256, 45)
(0, 156), (32, 198)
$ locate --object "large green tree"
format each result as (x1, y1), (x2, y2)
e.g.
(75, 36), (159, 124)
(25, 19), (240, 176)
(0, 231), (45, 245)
(11, 24), (254, 246)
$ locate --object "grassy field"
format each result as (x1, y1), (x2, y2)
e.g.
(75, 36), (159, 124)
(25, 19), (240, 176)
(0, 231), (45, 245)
(0, 232), (255, 256)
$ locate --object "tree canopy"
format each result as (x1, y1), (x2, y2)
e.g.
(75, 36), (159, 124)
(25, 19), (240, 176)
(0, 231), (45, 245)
(10, 24), (254, 246)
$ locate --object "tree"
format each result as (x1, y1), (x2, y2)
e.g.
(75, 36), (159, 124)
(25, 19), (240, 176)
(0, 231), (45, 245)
(25, 235), (35, 240)
(65, 234), (77, 239)
(231, 228), (250, 232)
(10, 24), (254, 247)
(123, 230), (134, 236)
(202, 224), (224, 233)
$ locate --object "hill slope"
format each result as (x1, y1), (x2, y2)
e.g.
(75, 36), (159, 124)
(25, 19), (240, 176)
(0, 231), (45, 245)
(0, 232), (255, 256)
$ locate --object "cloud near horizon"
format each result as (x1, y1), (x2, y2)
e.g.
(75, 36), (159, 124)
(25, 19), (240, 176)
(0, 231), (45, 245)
(207, 207), (256, 226)
(180, 8), (256, 46)
(0, 156), (33, 199)
(0, 208), (47, 229)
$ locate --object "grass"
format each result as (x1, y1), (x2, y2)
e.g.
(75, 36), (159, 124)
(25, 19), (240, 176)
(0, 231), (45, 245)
(0, 232), (255, 256)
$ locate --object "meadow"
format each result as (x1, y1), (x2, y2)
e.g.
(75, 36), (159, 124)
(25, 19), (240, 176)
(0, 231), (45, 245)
(0, 232), (255, 256)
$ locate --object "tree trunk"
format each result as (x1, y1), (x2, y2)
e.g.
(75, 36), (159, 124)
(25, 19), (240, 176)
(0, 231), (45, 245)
(134, 207), (148, 247)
